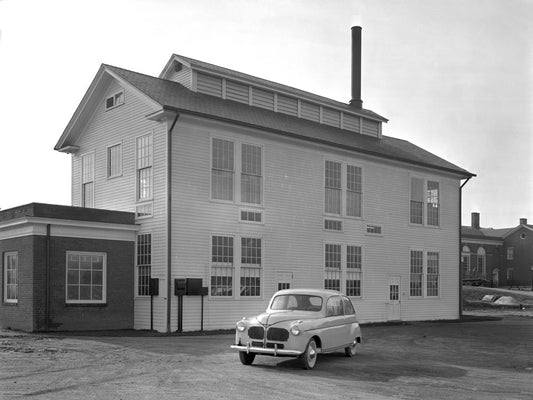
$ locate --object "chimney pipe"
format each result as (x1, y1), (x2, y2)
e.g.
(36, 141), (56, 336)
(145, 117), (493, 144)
(471, 212), (480, 229)
(520, 218), (527, 225)
(350, 26), (363, 109)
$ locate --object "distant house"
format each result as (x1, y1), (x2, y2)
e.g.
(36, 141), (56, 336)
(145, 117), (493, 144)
(461, 212), (532, 287)
(0, 203), (137, 332)
(3, 27), (474, 333)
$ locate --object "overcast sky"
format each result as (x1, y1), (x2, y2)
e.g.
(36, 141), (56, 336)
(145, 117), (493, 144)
(0, 0), (531, 228)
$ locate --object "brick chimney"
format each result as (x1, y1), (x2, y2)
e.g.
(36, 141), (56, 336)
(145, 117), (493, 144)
(471, 212), (480, 229)
(349, 26), (363, 109)
(519, 218), (527, 225)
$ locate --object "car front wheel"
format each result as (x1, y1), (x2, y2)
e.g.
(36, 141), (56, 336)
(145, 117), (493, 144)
(302, 338), (318, 369)
(344, 340), (358, 357)
(239, 351), (256, 365)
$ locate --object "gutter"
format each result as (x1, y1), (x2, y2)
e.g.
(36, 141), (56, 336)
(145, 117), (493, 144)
(459, 177), (472, 318)
(166, 112), (180, 333)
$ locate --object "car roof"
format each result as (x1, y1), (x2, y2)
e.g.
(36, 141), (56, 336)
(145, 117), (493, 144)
(271, 288), (344, 298)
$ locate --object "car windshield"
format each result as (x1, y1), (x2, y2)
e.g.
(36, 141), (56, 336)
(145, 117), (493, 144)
(270, 294), (323, 311)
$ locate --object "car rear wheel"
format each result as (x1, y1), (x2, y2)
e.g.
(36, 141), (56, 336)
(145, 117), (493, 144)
(302, 338), (318, 369)
(238, 351), (256, 365)
(344, 340), (358, 357)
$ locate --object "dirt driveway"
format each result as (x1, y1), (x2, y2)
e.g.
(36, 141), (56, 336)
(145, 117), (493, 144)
(1, 314), (532, 400)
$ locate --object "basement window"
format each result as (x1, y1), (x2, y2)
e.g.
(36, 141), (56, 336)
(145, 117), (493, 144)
(105, 90), (124, 110)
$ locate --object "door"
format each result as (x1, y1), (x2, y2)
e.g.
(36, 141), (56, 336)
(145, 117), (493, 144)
(387, 276), (401, 321)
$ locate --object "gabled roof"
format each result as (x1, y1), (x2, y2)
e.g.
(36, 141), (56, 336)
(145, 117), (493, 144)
(461, 226), (510, 242)
(160, 54), (388, 123)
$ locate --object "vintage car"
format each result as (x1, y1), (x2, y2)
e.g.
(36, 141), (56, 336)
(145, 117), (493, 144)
(230, 288), (362, 369)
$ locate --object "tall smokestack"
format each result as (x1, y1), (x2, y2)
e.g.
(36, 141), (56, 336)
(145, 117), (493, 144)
(350, 26), (363, 109)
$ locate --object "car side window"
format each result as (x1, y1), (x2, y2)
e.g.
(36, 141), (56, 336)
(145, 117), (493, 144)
(326, 296), (343, 317)
(342, 296), (355, 315)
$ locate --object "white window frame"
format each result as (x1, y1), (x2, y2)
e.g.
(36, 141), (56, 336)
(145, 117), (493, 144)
(324, 160), (363, 219)
(136, 133), (153, 202)
(409, 249), (424, 297)
(211, 137), (235, 202)
(105, 90), (125, 110)
(210, 235), (235, 298)
(346, 245), (362, 298)
(240, 142), (263, 205)
(240, 237), (262, 298)
(65, 251), (107, 304)
(81, 152), (95, 208)
(107, 142), (123, 179)
(239, 208), (263, 224)
(136, 233), (152, 297)
(3, 251), (18, 303)
(409, 176), (441, 227)
(409, 249), (441, 298)
(426, 251), (440, 297)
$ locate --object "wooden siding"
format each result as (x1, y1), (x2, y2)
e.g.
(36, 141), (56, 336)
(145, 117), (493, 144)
(277, 94), (298, 116)
(300, 101), (320, 122)
(362, 118), (380, 137)
(343, 114), (360, 133)
(226, 80), (249, 104)
(251, 87), (275, 110)
(323, 108), (341, 128)
(70, 78), (169, 331)
(169, 115), (461, 331)
(166, 65), (193, 89)
(196, 72), (222, 98)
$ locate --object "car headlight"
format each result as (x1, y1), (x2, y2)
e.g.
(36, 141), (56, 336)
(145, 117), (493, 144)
(290, 325), (301, 336)
(236, 321), (246, 332)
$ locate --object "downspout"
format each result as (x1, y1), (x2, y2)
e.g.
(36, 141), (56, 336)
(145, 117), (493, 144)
(459, 177), (471, 319)
(45, 224), (51, 331)
(166, 112), (180, 333)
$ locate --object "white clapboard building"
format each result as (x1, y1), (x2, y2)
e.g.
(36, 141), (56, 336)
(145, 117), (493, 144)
(54, 27), (474, 332)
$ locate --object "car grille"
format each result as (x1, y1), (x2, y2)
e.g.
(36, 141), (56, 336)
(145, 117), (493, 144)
(251, 341), (285, 349)
(266, 327), (289, 341)
(248, 326), (264, 340)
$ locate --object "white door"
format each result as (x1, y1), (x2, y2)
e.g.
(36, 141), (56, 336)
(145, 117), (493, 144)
(387, 276), (401, 321)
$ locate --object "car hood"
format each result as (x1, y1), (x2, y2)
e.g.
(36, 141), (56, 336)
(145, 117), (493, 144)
(254, 311), (320, 326)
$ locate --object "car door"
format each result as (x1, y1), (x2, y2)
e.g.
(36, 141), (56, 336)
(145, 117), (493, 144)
(341, 296), (358, 345)
(321, 295), (346, 351)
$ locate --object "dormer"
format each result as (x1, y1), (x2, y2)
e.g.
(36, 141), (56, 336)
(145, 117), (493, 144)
(159, 27), (388, 139)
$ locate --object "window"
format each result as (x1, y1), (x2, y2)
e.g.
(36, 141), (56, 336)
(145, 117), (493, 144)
(211, 138), (234, 201)
(136, 134), (153, 201)
(137, 234), (151, 296)
(326, 296), (343, 316)
(136, 203), (153, 219)
(507, 247), (514, 260)
(507, 268), (514, 281)
(105, 90), (124, 110)
(325, 161), (341, 214)
(324, 219), (342, 231)
(240, 210), (262, 223)
(107, 143), (122, 178)
(66, 252), (106, 303)
(410, 250), (423, 297)
(3, 252), (18, 303)
(81, 153), (94, 208)
(410, 177), (440, 226)
(461, 246), (471, 276)
(240, 237), (261, 297)
(476, 248), (486, 276)
(366, 224), (382, 235)
(241, 144), (262, 204)
(410, 177), (424, 224)
(346, 245), (362, 297)
(211, 236), (234, 296)
(324, 244), (341, 291)
(427, 252), (439, 297)
(346, 165), (362, 217)
(427, 181), (440, 226)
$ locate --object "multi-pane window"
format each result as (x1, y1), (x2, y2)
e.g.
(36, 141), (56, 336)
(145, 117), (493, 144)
(324, 244), (341, 291)
(211, 236), (234, 296)
(66, 252), (106, 303)
(137, 234), (151, 296)
(411, 177), (440, 226)
(427, 181), (440, 226)
(240, 237), (261, 297)
(241, 144), (262, 204)
(81, 153), (94, 208)
(325, 161), (341, 214)
(410, 250), (424, 297)
(346, 245), (362, 297)
(3, 252), (18, 303)
(410, 177), (424, 224)
(427, 252), (439, 297)
(476, 248), (486, 276)
(136, 134), (153, 200)
(346, 165), (362, 217)
(461, 246), (471, 277)
(107, 143), (122, 178)
(507, 247), (514, 260)
(105, 90), (124, 110)
(212, 138), (234, 201)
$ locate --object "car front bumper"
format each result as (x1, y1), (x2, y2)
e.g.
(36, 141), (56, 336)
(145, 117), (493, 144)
(230, 343), (303, 357)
